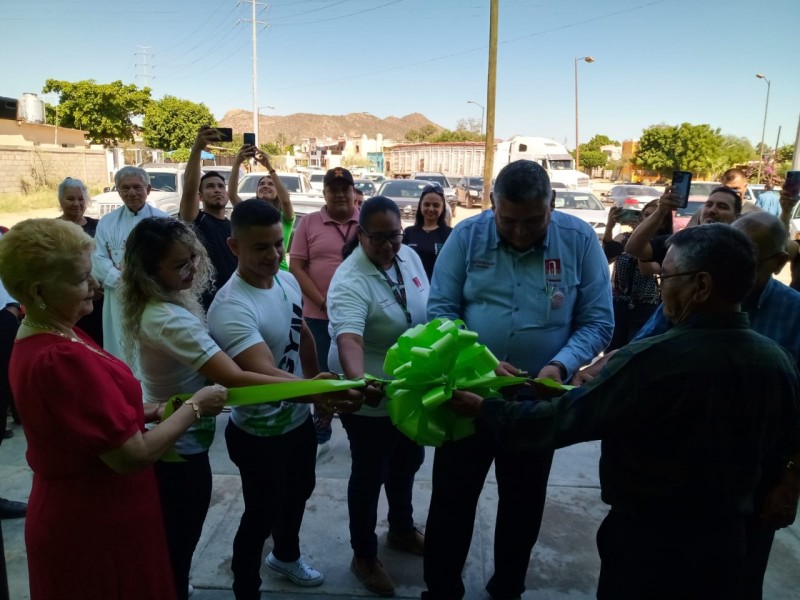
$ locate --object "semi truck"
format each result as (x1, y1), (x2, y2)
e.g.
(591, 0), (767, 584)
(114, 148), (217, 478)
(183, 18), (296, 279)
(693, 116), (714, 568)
(386, 136), (590, 193)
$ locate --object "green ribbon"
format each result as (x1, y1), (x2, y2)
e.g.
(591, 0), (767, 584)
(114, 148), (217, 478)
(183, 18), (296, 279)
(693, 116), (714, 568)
(383, 318), (528, 447)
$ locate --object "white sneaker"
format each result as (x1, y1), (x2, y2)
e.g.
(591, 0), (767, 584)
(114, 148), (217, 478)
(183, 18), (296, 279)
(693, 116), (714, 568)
(266, 552), (324, 587)
(188, 583), (194, 596)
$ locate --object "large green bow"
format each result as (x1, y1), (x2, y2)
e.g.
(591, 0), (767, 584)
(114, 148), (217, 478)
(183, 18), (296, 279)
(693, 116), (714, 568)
(383, 318), (528, 447)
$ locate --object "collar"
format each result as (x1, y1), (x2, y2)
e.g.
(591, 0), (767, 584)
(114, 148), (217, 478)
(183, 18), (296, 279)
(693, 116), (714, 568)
(487, 209), (552, 253)
(320, 205), (359, 225)
(123, 203), (146, 217)
(674, 311), (750, 331)
(352, 244), (405, 276)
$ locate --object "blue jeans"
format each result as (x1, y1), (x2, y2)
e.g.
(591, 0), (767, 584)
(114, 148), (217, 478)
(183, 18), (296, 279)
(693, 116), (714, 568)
(225, 417), (316, 600)
(304, 317), (330, 372)
(340, 414), (425, 559)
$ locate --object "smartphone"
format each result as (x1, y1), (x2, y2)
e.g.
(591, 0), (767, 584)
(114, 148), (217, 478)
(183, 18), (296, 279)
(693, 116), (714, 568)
(671, 170), (692, 209)
(243, 132), (256, 147)
(785, 171), (800, 197)
(617, 208), (641, 224)
(216, 127), (233, 142)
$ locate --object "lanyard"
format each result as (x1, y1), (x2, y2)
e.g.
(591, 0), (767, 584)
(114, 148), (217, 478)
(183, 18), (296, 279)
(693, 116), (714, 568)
(378, 258), (412, 326)
(329, 220), (355, 244)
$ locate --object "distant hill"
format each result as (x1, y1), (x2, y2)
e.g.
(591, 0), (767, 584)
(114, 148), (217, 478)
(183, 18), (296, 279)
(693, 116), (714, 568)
(219, 110), (444, 143)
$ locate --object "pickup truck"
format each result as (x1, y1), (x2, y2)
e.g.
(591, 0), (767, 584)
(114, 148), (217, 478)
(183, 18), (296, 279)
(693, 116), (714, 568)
(86, 163), (187, 218)
(236, 171), (325, 217)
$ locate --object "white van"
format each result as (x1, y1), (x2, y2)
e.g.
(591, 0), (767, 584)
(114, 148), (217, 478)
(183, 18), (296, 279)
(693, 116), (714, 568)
(494, 136), (591, 192)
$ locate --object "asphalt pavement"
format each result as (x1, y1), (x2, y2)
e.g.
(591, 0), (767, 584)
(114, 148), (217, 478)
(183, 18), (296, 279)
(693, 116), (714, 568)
(2, 411), (799, 599)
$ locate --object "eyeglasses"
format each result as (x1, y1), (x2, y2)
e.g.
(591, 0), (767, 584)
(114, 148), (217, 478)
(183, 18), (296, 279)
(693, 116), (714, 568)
(361, 229), (403, 245)
(119, 184), (146, 194)
(177, 254), (200, 278)
(421, 184), (444, 196)
(655, 271), (700, 286)
(758, 251), (786, 266)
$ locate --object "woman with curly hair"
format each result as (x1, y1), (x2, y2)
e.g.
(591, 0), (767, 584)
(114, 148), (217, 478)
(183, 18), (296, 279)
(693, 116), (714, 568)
(119, 217), (307, 600)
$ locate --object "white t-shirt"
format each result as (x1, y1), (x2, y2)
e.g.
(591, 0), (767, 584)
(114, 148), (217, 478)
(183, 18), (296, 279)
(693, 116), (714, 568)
(327, 244), (430, 417)
(207, 271), (309, 436)
(138, 301), (220, 455)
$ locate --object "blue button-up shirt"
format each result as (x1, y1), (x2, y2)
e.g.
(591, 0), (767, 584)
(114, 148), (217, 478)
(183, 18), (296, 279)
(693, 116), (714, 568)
(427, 209), (614, 377)
(633, 277), (800, 365)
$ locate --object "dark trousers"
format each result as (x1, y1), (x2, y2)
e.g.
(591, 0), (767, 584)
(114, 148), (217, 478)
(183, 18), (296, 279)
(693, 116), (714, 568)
(0, 308), (19, 600)
(225, 417), (317, 600)
(596, 509), (746, 600)
(742, 516), (776, 600)
(422, 421), (554, 600)
(154, 451), (212, 600)
(340, 414), (425, 558)
(304, 317), (330, 372)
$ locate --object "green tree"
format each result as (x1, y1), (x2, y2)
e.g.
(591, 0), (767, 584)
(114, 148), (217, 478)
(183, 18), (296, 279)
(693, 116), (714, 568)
(719, 135), (755, 167)
(143, 95), (216, 150)
(584, 134), (618, 151)
(578, 149), (607, 170)
(635, 123), (723, 177)
(777, 144), (795, 164)
(41, 79), (151, 146)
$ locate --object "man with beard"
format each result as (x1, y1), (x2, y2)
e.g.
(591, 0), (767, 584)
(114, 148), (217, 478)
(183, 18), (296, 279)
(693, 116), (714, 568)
(625, 185), (742, 265)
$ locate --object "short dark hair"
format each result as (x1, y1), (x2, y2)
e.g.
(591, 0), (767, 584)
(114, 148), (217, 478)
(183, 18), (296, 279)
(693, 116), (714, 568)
(721, 168), (746, 184)
(199, 171), (224, 192)
(710, 186), (743, 215)
(342, 195), (401, 259)
(493, 160), (552, 205)
(231, 198), (281, 235)
(667, 223), (756, 303)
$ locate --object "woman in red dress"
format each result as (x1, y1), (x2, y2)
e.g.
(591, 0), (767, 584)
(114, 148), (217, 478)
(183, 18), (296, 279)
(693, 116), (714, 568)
(0, 218), (228, 600)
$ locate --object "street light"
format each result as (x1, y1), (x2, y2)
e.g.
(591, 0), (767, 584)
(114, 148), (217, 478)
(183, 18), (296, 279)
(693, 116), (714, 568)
(254, 105), (275, 147)
(756, 73), (771, 183)
(574, 56), (595, 171)
(467, 100), (485, 138)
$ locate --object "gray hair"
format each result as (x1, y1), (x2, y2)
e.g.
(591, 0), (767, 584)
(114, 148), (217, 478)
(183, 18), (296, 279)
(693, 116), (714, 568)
(493, 160), (552, 205)
(114, 166), (150, 188)
(57, 177), (91, 203)
(667, 223), (756, 303)
(732, 211), (787, 257)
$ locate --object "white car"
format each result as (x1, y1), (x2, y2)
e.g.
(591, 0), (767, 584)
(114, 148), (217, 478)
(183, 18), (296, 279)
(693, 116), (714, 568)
(604, 185), (661, 210)
(553, 191), (609, 239)
(788, 201), (800, 240)
(237, 171), (325, 216)
(308, 172), (325, 192)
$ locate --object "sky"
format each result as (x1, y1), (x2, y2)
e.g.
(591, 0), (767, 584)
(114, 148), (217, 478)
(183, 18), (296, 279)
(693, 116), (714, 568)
(3, 0), (799, 149)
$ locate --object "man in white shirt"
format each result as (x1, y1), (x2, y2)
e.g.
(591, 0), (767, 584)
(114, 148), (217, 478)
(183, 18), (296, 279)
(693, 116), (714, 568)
(92, 166), (169, 360)
(207, 199), (324, 599)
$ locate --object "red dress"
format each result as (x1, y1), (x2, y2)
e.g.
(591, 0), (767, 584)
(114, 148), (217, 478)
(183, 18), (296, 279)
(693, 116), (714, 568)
(10, 331), (177, 600)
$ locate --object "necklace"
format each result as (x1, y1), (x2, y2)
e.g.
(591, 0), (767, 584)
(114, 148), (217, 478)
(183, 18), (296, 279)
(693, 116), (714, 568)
(21, 319), (115, 361)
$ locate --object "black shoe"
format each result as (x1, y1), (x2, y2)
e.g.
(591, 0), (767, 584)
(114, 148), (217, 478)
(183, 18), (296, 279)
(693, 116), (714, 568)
(0, 498), (27, 519)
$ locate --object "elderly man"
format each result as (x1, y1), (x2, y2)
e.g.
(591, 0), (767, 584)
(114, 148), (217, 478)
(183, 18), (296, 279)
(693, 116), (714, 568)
(92, 166), (169, 360)
(451, 223), (800, 600)
(423, 159), (613, 600)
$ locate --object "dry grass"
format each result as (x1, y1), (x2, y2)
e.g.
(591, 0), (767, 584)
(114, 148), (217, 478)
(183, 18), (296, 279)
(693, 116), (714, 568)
(0, 186), (105, 213)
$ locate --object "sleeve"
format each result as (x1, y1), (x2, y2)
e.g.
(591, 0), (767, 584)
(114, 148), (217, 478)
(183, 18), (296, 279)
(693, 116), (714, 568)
(550, 231), (614, 376)
(631, 303), (671, 342)
(37, 345), (141, 455)
(426, 227), (467, 321)
(91, 218), (122, 289)
(288, 213), (310, 261)
(207, 296), (266, 360)
(141, 304), (220, 371)
(327, 267), (370, 338)
(649, 235), (669, 266)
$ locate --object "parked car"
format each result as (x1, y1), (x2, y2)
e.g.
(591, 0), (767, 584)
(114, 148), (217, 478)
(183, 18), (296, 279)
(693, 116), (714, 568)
(455, 176), (485, 208)
(200, 165), (244, 184)
(363, 173), (387, 187)
(672, 201), (705, 232)
(604, 185), (661, 209)
(354, 179), (377, 197)
(309, 172), (325, 192)
(377, 179), (433, 225)
(411, 172), (458, 216)
(86, 163), (188, 218)
(553, 191), (609, 239)
(237, 171), (325, 216)
(788, 201), (800, 240)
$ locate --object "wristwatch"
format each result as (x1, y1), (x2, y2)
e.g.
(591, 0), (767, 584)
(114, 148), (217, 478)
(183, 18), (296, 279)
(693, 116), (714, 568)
(547, 361), (568, 380)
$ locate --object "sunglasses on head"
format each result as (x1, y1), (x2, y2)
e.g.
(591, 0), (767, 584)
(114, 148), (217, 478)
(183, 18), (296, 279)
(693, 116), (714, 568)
(422, 184), (444, 195)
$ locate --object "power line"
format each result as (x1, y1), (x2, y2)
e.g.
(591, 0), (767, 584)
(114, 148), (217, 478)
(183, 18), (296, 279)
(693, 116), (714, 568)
(270, 0), (404, 26)
(268, 0), (351, 21)
(157, 1), (235, 55)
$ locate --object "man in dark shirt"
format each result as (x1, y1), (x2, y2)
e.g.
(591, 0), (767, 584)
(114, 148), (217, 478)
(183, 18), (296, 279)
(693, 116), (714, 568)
(449, 224), (800, 600)
(180, 126), (241, 311)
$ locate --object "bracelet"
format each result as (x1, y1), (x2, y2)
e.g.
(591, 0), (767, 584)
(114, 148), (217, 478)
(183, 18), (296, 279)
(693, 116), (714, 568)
(185, 400), (202, 421)
(547, 361), (568, 380)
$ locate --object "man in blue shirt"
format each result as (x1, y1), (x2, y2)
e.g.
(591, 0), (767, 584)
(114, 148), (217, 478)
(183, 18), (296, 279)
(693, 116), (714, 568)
(423, 160), (613, 600)
(755, 181), (781, 217)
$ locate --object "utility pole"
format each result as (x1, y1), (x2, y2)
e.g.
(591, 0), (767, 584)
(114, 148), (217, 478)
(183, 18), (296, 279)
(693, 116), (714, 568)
(481, 0), (499, 211)
(239, 0), (269, 147)
(793, 114), (800, 171)
(135, 46), (154, 88)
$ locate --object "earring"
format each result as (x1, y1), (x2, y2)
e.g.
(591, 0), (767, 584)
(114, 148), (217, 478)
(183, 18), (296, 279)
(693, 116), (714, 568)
(37, 302), (46, 310)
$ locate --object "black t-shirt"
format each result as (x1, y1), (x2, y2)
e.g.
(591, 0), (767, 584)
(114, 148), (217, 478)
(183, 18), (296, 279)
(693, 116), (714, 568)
(81, 217), (99, 238)
(193, 211), (237, 311)
(402, 225), (453, 281)
(649, 234), (670, 266)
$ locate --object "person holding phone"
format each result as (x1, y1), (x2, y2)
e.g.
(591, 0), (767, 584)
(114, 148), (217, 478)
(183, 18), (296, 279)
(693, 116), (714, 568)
(228, 144), (295, 271)
(179, 126), (242, 311)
